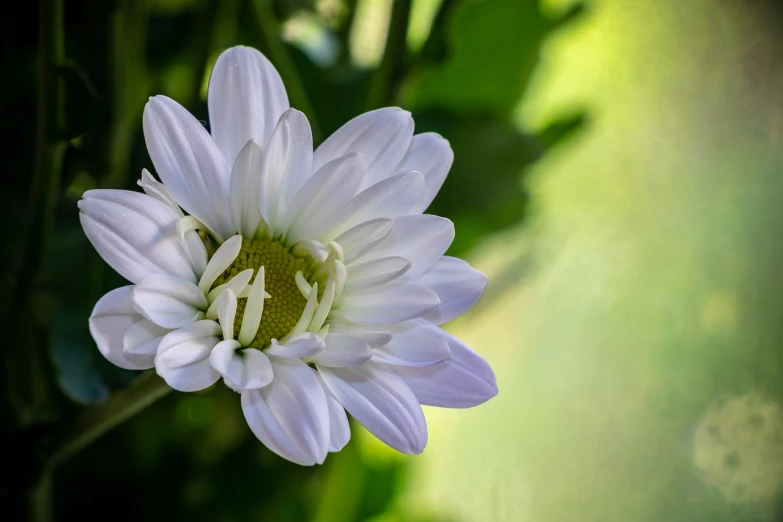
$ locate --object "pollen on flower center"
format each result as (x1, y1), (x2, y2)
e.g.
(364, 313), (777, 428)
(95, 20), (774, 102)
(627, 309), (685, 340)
(214, 239), (311, 348)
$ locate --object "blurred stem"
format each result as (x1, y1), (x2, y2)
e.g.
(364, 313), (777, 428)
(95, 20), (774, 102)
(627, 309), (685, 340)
(105, 0), (148, 188)
(250, 0), (321, 142)
(48, 372), (171, 470)
(365, 0), (412, 110)
(5, 0), (65, 431)
(23, 0), (66, 288)
(28, 472), (51, 522)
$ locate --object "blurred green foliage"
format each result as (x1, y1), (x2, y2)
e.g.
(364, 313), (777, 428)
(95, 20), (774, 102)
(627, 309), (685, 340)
(1, 0), (581, 520)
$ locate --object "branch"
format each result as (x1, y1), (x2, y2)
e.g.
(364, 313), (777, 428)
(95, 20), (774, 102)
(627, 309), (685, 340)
(365, 0), (412, 110)
(48, 372), (171, 470)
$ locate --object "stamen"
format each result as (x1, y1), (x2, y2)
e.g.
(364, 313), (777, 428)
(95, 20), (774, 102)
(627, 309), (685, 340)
(239, 267), (266, 346)
(216, 290), (238, 341)
(295, 271), (312, 299)
(317, 324), (330, 338)
(198, 235), (243, 293)
(284, 282), (319, 340)
(207, 268), (253, 303)
(292, 239), (329, 262)
(176, 216), (204, 242)
(332, 260), (347, 302)
(328, 241), (344, 263)
(308, 275), (335, 333)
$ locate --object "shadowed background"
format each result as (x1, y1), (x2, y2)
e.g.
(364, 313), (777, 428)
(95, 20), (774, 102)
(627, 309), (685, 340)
(3, 0), (783, 521)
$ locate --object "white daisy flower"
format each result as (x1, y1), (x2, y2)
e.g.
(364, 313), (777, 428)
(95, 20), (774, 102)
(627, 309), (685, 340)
(80, 46), (497, 466)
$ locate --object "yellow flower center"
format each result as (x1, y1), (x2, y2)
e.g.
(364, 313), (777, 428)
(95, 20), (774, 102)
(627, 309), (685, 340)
(214, 239), (312, 348)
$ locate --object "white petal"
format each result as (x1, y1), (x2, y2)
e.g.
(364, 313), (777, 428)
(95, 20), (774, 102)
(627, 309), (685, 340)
(132, 274), (207, 329)
(395, 133), (453, 214)
(336, 282), (440, 325)
(417, 257), (487, 324)
(334, 218), (394, 264)
(157, 357), (220, 393)
(317, 374), (351, 453)
(241, 357), (330, 466)
(229, 139), (265, 238)
(313, 107), (414, 190)
(327, 325), (393, 348)
(345, 256), (410, 291)
(284, 153), (364, 242)
(310, 333), (372, 367)
(321, 171), (424, 241)
(79, 190), (197, 284)
(318, 363), (427, 454)
(183, 230), (208, 276)
(372, 320), (449, 367)
(207, 268), (253, 304)
(208, 46), (290, 165)
(143, 95), (234, 239)
(155, 320), (221, 392)
(138, 169), (182, 215)
(394, 330), (497, 408)
(238, 267), (267, 346)
(89, 286), (157, 370)
(216, 289), (237, 340)
(258, 109), (314, 231)
(265, 333), (325, 358)
(198, 235), (242, 293)
(210, 340), (274, 391)
(123, 318), (169, 363)
(357, 214), (454, 278)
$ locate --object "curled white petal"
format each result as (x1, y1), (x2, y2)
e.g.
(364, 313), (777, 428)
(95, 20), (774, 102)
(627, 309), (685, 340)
(207, 268), (254, 304)
(132, 274), (207, 329)
(318, 363), (427, 454)
(372, 320), (450, 367)
(336, 282), (440, 325)
(394, 133), (453, 215)
(356, 214), (454, 278)
(138, 169), (182, 214)
(317, 373), (351, 453)
(335, 218), (394, 264)
(89, 286), (159, 370)
(123, 318), (169, 364)
(241, 357), (330, 466)
(394, 330), (497, 408)
(229, 139), (266, 239)
(321, 171), (424, 241)
(417, 257), (487, 325)
(209, 46), (290, 166)
(216, 289), (238, 341)
(143, 95), (233, 239)
(155, 320), (222, 392)
(285, 281), (319, 339)
(238, 267), (266, 346)
(198, 234), (243, 293)
(258, 109), (314, 231)
(79, 190), (197, 284)
(265, 333), (325, 358)
(345, 256), (410, 291)
(310, 333), (372, 367)
(284, 153), (364, 242)
(313, 107), (413, 190)
(210, 340), (274, 391)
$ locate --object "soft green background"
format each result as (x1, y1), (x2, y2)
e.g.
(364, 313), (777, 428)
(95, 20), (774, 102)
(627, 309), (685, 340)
(4, 0), (783, 520)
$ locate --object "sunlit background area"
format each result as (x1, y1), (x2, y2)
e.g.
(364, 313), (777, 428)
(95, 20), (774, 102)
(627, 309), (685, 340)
(4, 0), (783, 520)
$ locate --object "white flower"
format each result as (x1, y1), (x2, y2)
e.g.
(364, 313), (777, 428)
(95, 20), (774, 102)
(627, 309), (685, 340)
(80, 46), (497, 465)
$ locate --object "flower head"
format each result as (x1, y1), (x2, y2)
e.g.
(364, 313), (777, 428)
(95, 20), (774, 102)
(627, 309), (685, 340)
(80, 46), (497, 465)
